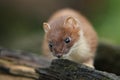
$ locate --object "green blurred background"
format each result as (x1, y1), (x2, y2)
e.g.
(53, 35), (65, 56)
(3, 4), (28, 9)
(0, 0), (120, 54)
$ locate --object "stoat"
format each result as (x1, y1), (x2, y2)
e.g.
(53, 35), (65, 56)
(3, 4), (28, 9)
(42, 8), (98, 68)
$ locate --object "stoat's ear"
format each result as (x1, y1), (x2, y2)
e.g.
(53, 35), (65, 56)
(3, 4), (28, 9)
(64, 16), (78, 28)
(43, 22), (51, 33)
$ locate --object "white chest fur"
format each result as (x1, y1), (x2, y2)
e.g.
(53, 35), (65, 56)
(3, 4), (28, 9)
(63, 30), (93, 63)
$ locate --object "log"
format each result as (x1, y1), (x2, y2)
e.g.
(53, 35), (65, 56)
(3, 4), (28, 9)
(0, 47), (50, 80)
(0, 43), (120, 80)
(36, 59), (120, 80)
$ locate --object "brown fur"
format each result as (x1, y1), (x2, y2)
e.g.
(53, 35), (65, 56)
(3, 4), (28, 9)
(42, 8), (98, 63)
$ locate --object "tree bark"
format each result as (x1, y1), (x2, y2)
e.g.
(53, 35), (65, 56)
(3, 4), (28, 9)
(36, 59), (120, 80)
(0, 43), (120, 80)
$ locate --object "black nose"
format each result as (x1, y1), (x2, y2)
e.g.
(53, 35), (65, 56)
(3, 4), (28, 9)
(56, 54), (62, 58)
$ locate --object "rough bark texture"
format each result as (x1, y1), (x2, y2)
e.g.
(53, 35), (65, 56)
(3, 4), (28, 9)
(36, 59), (120, 80)
(0, 43), (120, 80)
(0, 47), (50, 80)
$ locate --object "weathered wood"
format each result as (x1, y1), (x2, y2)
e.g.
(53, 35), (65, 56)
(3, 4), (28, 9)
(36, 59), (120, 80)
(0, 47), (50, 67)
(0, 43), (120, 80)
(0, 47), (50, 80)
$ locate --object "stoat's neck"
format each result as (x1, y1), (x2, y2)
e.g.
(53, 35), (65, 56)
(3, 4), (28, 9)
(63, 30), (93, 63)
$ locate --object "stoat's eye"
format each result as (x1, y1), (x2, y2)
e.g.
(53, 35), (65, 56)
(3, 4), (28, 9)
(49, 42), (53, 48)
(64, 37), (71, 43)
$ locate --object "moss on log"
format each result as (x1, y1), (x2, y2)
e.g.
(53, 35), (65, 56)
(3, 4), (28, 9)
(36, 59), (120, 80)
(0, 43), (120, 80)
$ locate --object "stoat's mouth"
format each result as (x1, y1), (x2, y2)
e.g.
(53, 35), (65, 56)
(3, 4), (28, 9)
(52, 51), (70, 58)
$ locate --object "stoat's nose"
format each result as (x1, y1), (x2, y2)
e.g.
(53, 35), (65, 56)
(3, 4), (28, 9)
(56, 54), (63, 58)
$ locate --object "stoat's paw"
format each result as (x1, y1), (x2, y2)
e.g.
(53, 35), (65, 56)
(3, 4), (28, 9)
(83, 62), (94, 68)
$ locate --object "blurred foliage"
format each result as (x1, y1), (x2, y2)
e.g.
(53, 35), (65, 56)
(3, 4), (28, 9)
(0, 0), (120, 53)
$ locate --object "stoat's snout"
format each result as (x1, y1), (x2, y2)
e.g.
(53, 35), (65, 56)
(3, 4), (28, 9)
(53, 46), (70, 58)
(42, 8), (98, 68)
(43, 17), (80, 59)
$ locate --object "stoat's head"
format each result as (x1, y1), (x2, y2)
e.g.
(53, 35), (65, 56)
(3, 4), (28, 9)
(43, 17), (80, 58)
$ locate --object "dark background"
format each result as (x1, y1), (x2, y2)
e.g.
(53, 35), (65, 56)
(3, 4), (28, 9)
(0, 0), (120, 54)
